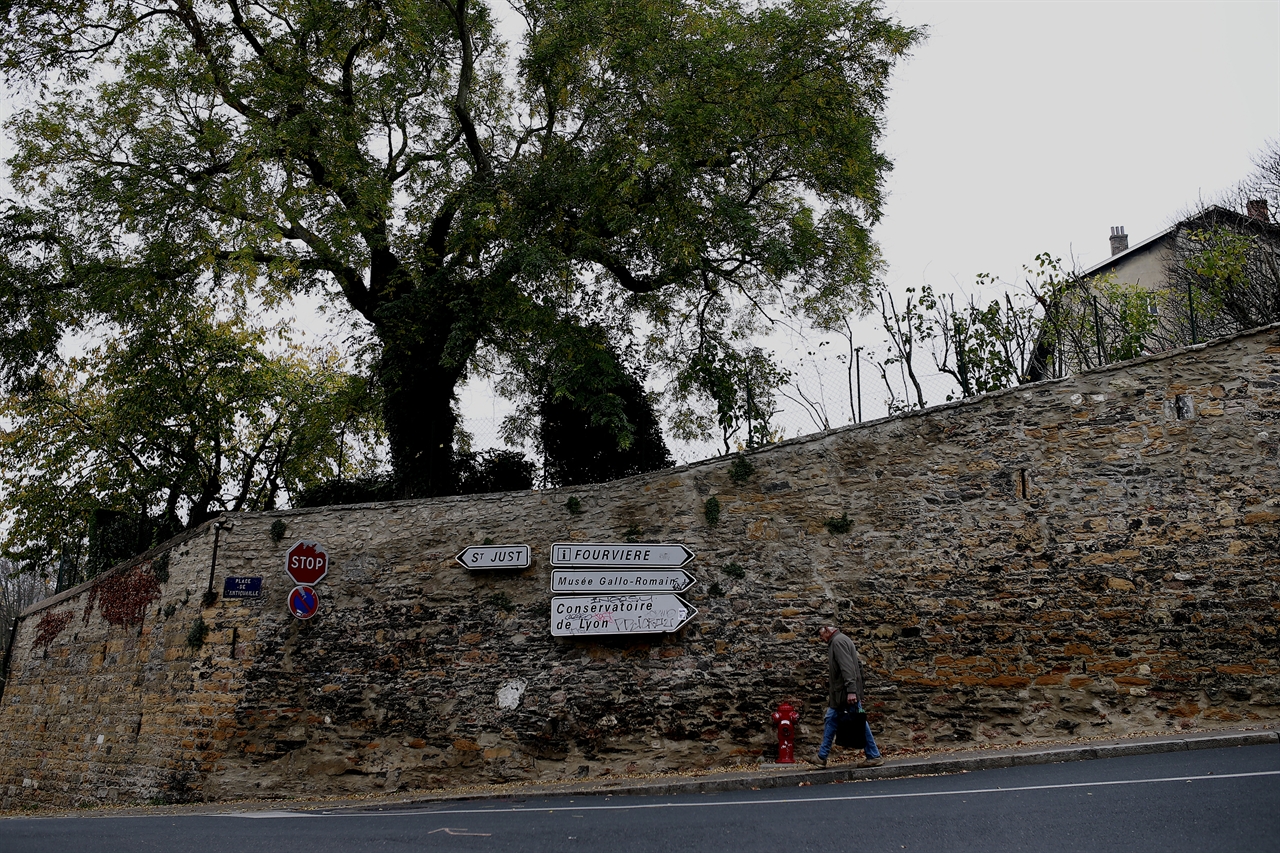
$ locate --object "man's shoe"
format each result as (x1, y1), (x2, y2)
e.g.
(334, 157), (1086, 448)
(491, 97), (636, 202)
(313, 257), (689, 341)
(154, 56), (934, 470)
(812, 753), (827, 767)
(858, 756), (884, 768)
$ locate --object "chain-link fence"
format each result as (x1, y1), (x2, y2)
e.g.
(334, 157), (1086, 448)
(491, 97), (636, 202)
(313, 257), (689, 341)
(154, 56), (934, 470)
(459, 351), (965, 469)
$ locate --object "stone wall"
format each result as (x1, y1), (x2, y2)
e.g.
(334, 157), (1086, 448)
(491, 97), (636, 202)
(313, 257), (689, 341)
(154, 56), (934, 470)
(2, 326), (1278, 807)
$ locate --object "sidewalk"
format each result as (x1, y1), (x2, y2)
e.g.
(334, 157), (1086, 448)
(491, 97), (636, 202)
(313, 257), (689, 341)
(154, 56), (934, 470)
(383, 726), (1280, 807)
(4, 727), (1277, 818)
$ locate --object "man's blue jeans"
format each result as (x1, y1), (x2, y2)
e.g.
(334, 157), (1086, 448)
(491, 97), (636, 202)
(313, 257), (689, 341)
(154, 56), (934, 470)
(818, 706), (881, 760)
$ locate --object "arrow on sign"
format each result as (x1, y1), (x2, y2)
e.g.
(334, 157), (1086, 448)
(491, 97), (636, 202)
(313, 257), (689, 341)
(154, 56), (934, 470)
(551, 568), (697, 594)
(549, 542), (695, 568)
(456, 544), (531, 570)
(550, 594), (699, 637)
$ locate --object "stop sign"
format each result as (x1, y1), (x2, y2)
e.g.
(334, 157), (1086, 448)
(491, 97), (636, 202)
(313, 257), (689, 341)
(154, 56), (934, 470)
(285, 540), (328, 585)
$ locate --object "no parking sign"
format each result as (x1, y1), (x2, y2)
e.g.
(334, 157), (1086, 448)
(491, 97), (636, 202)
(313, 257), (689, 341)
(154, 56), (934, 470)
(288, 585), (320, 620)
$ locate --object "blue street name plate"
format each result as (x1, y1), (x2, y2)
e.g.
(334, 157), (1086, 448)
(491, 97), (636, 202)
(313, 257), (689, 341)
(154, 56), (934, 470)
(223, 576), (263, 599)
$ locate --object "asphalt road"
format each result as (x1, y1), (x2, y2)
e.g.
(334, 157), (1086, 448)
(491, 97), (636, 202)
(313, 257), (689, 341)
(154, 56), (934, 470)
(3, 744), (1278, 853)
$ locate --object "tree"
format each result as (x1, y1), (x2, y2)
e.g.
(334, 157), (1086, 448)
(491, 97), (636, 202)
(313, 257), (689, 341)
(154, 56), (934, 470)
(0, 296), (383, 579)
(537, 340), (673, 487)
(1150, 141), (1280, 346)
(0, 0), (920, 496)
(0, 559), (52, 636)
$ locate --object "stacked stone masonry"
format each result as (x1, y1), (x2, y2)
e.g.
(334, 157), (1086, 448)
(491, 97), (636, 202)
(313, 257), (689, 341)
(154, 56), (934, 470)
(2, 326), (1278, 807)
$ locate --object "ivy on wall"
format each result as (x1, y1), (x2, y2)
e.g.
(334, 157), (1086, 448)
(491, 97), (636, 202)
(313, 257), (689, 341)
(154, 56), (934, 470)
(32, 610), (73, 649)
(82, 564), (162, 628)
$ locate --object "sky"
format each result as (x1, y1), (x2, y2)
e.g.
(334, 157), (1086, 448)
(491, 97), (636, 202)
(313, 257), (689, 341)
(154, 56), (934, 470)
(2, 1), (1278, 461)
(705, 0), (1280, 458)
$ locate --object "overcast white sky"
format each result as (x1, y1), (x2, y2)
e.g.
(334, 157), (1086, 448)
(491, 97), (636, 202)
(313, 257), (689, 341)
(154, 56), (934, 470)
(742, 0), (1280, 456)
(2, 1), (1277, 458)
(877, 0), (1279, 291)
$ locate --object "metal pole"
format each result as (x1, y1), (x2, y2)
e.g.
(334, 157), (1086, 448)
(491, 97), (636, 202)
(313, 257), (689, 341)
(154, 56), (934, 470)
(0, 614), (20, 706)
(1187, 280), (1198, 344)
(1092, 296), (1105, 365)
(854, 347), (863, 424)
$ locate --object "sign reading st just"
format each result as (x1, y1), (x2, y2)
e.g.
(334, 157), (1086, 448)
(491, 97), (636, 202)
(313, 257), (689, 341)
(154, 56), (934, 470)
(550, 542), (695, 569)
(551, 594), (698, 637)
(456, 544), (531, 570)
(551, 568), (696, 594)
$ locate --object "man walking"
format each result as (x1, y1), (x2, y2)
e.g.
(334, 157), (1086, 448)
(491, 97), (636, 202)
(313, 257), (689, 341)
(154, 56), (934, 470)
(815, 624), (883, 767)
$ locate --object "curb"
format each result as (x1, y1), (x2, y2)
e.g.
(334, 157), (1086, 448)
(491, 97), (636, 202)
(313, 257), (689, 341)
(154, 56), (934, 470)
(381, 728), (1280, 808)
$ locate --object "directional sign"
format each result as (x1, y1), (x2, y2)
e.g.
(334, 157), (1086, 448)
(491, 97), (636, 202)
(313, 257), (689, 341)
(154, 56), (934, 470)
(288, 585), (320, 620)
(456, 544), (531, 571)
(549, 542), (695, 569)
(551, 568), (696, 594)
(550, 594), (698, 637)
(285, 540), (328, 585)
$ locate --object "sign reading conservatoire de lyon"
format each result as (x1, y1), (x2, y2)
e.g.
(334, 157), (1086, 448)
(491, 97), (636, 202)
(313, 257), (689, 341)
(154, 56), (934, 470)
(551, 568), (696, 594)
(550, 594), (698, 637)
(456, 544), (531, 570)
(549, 542), (695, 568)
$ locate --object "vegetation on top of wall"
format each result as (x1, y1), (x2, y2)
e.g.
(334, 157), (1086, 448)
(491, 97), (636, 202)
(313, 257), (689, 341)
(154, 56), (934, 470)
(728, 455), (755, 483)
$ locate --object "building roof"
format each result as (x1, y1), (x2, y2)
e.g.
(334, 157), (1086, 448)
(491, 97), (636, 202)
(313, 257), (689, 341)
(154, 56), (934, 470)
(1079, 205), (1279, 279)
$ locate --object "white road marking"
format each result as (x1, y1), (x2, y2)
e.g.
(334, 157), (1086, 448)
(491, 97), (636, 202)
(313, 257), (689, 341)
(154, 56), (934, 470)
(215, 769), (1280, 819)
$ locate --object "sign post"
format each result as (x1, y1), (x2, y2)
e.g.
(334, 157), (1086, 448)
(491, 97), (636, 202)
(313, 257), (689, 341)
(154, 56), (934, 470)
(285, 540), (328, 585)
(550, 594), (698, 637)
(288, 585), (320, 620)
(456, 544), (531, 570)
(284, 540), (328, 620)
(550, 542), (695, 568)
(551, 568), (696, 594)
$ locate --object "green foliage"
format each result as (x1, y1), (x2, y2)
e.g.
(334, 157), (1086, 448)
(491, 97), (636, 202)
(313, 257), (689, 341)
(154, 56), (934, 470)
(0, 0), (919, 497)
(722, 562), (746, 579)
(455, 450), (536, 495)
(623, 524), (643, 543)
(293, 475), (397, 509)
(824, 512), (852, 534)
(532, 332), (674, 488)
(728, 454), (755, 484)
(707, 582), (725, 598)
(0, 298), (384, 579)
(150, 552), (170, 584)
(668, 344), (790, 453)
(185, 617), (209, 651)
(486, 592), (514, 612)
(565, 496), (583, 515)
(269, 520), (288, 545)
(703, 496), (721, 527)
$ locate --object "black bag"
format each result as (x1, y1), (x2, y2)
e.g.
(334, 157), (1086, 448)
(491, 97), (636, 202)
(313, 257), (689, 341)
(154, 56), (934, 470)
(834, 708), (867, 749)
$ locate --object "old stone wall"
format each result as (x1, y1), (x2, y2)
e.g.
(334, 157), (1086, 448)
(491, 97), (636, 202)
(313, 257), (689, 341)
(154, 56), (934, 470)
(2, 326), (1278, 807)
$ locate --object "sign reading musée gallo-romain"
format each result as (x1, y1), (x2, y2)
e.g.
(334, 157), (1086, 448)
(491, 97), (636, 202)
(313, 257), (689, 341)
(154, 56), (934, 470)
(549, 542), (699, 636)
(550, 594), (698, 637)
(551, 568), (696, 593)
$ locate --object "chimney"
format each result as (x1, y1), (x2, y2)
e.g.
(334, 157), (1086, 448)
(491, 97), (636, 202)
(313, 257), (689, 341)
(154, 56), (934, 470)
(1109, 226), (1129, 256)
(1247, 199), (1269, 222)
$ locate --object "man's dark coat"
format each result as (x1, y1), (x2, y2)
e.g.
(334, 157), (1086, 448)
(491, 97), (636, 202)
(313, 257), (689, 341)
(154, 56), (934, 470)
(827, 630), (865, 710)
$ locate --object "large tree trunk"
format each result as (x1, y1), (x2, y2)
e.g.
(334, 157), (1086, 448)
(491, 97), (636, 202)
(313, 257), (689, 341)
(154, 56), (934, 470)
(374, 283), (472, 498)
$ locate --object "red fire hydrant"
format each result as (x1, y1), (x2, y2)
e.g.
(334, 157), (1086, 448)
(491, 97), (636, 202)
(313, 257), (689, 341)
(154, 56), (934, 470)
(772, 701), (799, 764)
